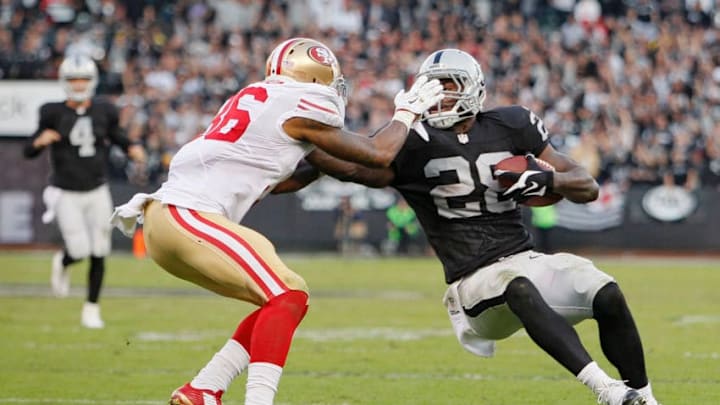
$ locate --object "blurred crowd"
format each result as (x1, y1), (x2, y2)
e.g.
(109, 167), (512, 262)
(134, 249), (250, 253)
(1, 0), (719, 189)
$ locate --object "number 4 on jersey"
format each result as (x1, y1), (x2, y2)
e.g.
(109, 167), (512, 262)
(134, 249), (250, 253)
(204, 86), (269, 143)
(69, 116), (96, 157)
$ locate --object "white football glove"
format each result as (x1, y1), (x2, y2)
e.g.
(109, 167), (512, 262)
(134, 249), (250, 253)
(392, 75), (444, 129)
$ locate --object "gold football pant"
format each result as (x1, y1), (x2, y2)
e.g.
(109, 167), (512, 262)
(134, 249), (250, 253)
(142, 200), (308, 306)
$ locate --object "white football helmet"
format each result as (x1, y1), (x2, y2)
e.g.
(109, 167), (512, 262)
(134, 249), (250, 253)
(265, 37), (347, 102)
(59, 55), (98, 102)
(417, 49), (486, 129)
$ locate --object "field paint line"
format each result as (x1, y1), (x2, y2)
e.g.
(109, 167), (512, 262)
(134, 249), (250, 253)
(135, 330), (228, 342)
(0, 399), (163, 404)
(281, 370), (720, 385)
(133, 328), (453, 343)
(673, 315), (720, 325)
(0, 400), (349, 405)
(683, 352), (720, 359)
(295, 327), (453, 342)
(0, 284), (426, 300)
(132, 327), (529, 344)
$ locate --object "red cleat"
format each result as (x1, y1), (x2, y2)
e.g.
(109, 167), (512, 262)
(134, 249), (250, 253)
(169, 383), (224, 405)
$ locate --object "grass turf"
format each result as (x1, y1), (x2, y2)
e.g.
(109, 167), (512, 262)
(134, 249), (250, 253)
(0, 252), (718, 404)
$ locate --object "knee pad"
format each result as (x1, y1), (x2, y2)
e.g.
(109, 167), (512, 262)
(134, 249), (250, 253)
(592, 282), (627, 318)
(270, 290), (309, 321)
(64, 235), (91, 259)
(504, 277), (539, 303)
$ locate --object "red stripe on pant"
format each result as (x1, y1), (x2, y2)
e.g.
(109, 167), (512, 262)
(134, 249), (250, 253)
(186, 209), (289, 293)
(167, 205), (277, 298)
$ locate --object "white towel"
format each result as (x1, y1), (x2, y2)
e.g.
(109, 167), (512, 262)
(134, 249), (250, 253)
(109, 193), (155, 237)
(443, 283), (496, 357)
(41, 186), (63, 224)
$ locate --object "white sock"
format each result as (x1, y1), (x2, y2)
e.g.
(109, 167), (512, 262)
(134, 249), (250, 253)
(636, 382), (657, 404)
(245, 362), (283, 405)
(576, 361), (616, 393)
(191, 339), (250, 392)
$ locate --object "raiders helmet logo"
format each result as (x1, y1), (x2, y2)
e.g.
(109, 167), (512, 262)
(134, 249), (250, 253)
(308, 46), (334, 66)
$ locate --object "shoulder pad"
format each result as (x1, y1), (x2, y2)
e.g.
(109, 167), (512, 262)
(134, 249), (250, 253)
(480, 105), (532, 130)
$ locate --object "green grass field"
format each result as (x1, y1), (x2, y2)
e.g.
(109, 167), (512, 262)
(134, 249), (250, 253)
(0, 252), (718, 405)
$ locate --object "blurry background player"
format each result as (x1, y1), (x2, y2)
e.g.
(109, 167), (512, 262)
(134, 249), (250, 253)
(111, 37), (442, 405)
(23, 55), (146, 329)
(282, 49), (661, 405)
(383, 195), (423, 256)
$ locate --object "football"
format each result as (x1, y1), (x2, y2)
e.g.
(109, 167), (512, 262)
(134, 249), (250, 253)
(495, 155), (563, 207)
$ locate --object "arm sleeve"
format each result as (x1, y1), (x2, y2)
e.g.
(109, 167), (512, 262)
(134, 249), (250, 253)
(105, 103), (132, 152)
(23, 104), (54, 159)
(286, 85), (345, 129)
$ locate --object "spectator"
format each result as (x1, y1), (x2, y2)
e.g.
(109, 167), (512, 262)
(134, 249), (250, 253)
(383, 196), (422, 256)
(1, 1), (717, 190)
(334, 196), (369, 256)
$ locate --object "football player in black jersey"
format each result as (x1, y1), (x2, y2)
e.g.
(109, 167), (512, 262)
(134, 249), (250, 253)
(277, 49), (659, 405)
(23, 55), (145, 329)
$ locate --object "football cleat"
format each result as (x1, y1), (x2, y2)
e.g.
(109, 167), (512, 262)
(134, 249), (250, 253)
(51, 251), (70, 298)
(596, 382), (647, 405)
(81, 302), (104, 329)
(169, 383), (224, 405)
(621, 389), (648, 405)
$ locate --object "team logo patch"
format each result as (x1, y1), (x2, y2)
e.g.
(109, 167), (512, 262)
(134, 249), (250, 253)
(308, 46), (334, 66)
(457, 133), (469, 144)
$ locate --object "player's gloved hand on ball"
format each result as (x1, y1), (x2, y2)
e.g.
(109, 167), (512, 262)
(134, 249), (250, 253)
(392, 75), (444, 128)
(494, 154), (554, 202)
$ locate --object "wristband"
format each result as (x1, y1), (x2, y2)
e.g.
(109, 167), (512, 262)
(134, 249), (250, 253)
(392, 109), (417, 130)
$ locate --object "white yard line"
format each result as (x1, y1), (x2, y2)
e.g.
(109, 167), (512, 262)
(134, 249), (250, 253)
(0, 399), (345, 405)
(673, 315), (720, 325)
(0, 399), (164, 404)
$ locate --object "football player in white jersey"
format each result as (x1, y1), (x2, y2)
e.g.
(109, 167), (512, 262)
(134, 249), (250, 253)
(111, 37), (443, 405)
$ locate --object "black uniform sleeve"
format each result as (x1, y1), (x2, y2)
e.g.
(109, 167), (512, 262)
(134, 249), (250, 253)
(510, 107), (550, 156)
(23, 103), (54, 159)
(105, 103), (132, 152)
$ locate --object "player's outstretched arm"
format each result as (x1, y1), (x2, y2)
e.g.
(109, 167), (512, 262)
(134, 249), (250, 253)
(538, 144), (599, 203)
(271, 160), (323, 194)
(271, 148), (395, 194)
(306, 148), (395, 188)
(284, 76), (443, 168)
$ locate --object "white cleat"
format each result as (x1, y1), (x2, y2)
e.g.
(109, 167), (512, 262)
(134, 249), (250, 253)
(50, 251), (70, 298)
(641, 397), (661, 405)
(81, 302), (105, 329)
(596, 381), (647, 405)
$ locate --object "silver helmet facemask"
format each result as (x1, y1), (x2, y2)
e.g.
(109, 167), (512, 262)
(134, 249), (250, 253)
(59, 55), (99, 102)
(417, 49), (486, 129)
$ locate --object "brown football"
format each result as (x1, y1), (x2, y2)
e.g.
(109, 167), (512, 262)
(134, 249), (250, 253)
(495, 155), (563, 207)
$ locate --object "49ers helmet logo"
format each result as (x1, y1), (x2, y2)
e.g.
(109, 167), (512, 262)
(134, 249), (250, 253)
(307, 46), (334, 66)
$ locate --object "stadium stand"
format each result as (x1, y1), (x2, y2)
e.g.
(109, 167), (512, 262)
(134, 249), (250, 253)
(1, 0), (718, 190)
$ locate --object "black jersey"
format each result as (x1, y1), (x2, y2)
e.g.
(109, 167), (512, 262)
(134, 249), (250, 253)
(23, 98), (130, 191)
(391, 106), (550, 284)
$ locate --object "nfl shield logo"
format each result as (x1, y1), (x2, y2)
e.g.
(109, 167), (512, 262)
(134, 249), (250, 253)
(457, 133), (469, 144)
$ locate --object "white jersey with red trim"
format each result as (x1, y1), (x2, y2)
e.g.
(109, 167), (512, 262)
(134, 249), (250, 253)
(154, 78), (345, 223)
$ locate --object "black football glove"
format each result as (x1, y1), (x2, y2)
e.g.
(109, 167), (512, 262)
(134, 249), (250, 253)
(494, 155), (554, 203)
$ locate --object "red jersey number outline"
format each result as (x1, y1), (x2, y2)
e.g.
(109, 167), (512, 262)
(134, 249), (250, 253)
(204, 86), (269, 143)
